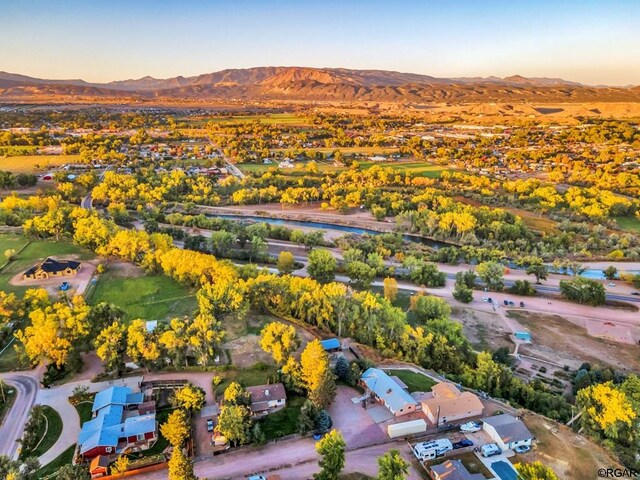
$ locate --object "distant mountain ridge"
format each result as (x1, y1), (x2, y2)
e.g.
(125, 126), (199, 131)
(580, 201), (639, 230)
(0, 67), (638, 103)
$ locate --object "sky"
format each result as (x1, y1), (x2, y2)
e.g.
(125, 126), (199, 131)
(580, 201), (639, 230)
(1, 0), (639, 86)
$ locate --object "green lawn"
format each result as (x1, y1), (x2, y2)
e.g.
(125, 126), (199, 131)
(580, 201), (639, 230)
(0, 341), (24, 372)
(0, 235), (92, 295)
(35, 444), (75, 477)
(257, 395), (305, 440)
(615, 216), (640, 233)
(86, 268), (197, 321)
(384, 369), (437, 393)
(214, 365), (279, 396)
(74, 400), (94, 424)
(0, 155), (81, 173)
(20, 405), (63, 460)
(0, 385), (17, 425)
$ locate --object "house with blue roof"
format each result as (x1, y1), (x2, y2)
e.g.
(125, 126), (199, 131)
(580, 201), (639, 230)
(78, 386), (157, 459)
(360, 368), (419, 417)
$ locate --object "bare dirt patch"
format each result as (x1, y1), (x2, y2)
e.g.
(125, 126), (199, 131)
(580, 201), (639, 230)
(450, 306), (513, 352)
(514, 413), (621, 480)
(509, 311), (640, 372)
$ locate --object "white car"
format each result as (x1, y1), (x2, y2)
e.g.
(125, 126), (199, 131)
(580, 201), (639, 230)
(460, 421), (482, 433)
(482, 297), (489, 302)
(481, 443), (501, 457)
(514, 445), (531, 453)
(607, 283), (616, 287)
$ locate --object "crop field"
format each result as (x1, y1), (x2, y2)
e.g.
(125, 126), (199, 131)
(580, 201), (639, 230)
(87, 268), (197, 321)
(0, 154), (81, 173)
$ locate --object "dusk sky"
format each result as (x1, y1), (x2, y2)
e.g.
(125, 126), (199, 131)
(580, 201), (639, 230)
(1, 0), (639, 85)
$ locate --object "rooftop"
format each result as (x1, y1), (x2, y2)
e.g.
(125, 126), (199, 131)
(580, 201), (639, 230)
(482, 414), (534, 443)
(361, 368), (417, 412)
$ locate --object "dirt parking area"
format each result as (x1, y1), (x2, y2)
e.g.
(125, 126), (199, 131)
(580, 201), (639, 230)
(9, 255), (98, 297)
(509, 311), (640, 372)
(329, 386), (386, 449)
(513, 413), (621, 480)
(450, 306), (513, 352)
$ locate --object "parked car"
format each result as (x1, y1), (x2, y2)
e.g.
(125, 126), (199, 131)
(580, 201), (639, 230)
(607, 283), (616, 287)
(59, 281), (70, 291)
(207, 419), (214, 432)
(514, 445), (531, 453)
(631, 292), (640, 296)
(482, 297), (489, 302)
(460, 421), (482, 433)
(247, 476), (266, 480)
(452, 439), (474, 449)
(481, 443), (502, 457)
(503, 299), (509, 305)
(520, 301), (525, 307)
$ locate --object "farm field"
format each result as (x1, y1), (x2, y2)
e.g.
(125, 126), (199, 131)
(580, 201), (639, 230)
(0, 235), (93, 295)
(0, 154), (81, 173)
(86, 266), (197, 321)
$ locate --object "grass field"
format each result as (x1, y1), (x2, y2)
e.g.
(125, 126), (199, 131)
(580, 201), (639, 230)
(87, 268), (197, 321)
(0, 341), (22, 372)
(0, 154), (81, 173)
(0, 235), (92, 294)
(20, 405), (63, 460)
(214, 364), (279, 396)
(384, 369), (437, 393)
(35, 444), (75, 477)
(258, 395), (305, 440)
(615, 216), (640, 233)
(74, 400), (93, 424)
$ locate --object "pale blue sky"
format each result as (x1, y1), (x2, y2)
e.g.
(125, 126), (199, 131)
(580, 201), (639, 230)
(1, 0), (639, 85)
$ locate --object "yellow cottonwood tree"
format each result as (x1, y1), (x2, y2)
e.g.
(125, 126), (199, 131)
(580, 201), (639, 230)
(260, 321), (299, 365)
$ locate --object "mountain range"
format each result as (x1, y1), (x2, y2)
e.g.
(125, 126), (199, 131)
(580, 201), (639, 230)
(1, 67), (639, 103)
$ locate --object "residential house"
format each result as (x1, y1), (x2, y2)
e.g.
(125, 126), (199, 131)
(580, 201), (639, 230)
(421, 382), (484, 426)
(360, 368), (418, 417)
(89, 455), (110, 478)
(23, 257), (81, 280)
(246, 383), (287, 415)
(429, 459), (485, 480)
(482, 413), (534, 451)
(78, 386), (157, 459)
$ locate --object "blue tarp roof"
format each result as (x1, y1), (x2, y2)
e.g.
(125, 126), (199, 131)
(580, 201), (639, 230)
(320, 338), (340, 350)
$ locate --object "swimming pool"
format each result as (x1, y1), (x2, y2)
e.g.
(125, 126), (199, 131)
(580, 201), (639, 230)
(491, 460), (518, 480)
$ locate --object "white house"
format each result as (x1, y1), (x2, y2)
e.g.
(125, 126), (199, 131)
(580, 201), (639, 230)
(246, 383), (287, 416)
(482, 414), (533, 451)
(360, 368), (418, 417)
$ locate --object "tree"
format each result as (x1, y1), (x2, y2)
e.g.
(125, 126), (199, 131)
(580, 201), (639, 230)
(277, 251), (296, 275)
(334, 356), (349, 381)
(559, 278), (606, 306)
(217, 404), (252, 446)
(411, 295), (451, 322)
(126, 319), (160, 370)
(111, 455), (130, 475)
(576, 381), (635, 439)
(526, 264), (549, 284)
(377, 449), (409, 480)
(452, 283), (473, 303)
(314, 429), (345, 480)
(508, 280), (536, 296)
(95, 322), (127, 374)
(346, 260), (376, 289)
(168, 446), (197, 480)
(405, 258), (446, 287)
(301, 340), (336, 408)
(174, 383), (206, 412)
(455, 270), (477, 289)
(57, 464), (91, 480)
(383, 277), (398, 302)
(298, 399), (320, 434)
(514, 461), (559, 480)
(161, 408), (190, 448)
(604, 266), (618, 280)
(260, 321), (299, 365)
(307, 249), (337, 284)
(4, 249), (15, 261)
(476, 261), (505, 291)
(223, 382), (250, 406)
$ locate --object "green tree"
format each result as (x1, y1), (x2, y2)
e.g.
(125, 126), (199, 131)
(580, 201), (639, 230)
(455, 270), (477, 289)
(452, 283), (473, 303)
(411, 295), (451, 322)
(559, 278), (606, 306)
(298, 399), (320, 435)
(377, 449), (409, 480)
(476, 261), (505, 291)
(508, 280), (536, 296)
(526, 264), (549, 284)
(514, 461), (559, 480)
(217, 404), (252, 446)
(57, 464), (91, 480)
(307, 249), (337, 284)
(277, 251), (296, 275)
(314, 429), (345, 480)
(334, 356), (349, 381)
(604, 265), (618, 280)
(346, 260), (376, 289)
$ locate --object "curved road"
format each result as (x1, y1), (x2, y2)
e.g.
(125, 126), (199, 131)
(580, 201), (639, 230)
(0, 373), (39, 460)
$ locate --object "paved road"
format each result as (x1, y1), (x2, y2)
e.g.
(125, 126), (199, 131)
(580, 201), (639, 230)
(0, 373), (39, 460)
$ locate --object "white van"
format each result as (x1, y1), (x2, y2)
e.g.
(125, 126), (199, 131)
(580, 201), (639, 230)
(413, 438), (453, 460)
(481, 443), (501, 457)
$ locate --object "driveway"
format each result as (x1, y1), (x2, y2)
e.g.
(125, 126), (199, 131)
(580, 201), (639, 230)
(0, 373), (39, 460)
(329, 386), (387, 449)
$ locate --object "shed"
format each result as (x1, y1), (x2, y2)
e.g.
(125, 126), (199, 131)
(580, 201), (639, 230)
(320, 338), (341, 352)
